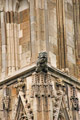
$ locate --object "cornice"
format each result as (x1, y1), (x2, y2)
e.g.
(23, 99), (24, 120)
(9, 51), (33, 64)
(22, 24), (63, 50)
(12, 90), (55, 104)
(48, 64), (80, 88)
(0, 64), (36, 87)
(0, 63), (80, 89)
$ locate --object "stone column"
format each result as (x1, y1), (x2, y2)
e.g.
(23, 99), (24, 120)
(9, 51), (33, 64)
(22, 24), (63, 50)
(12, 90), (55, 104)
(29, 0), (37, 62)
(9, 0), (15, 73)
(6, 0), (19, 75)
(56, 0), (67, 69)
(35, 0), (49, 52)
(73, 0), (80, 78)
(14, 0), (19, 71)
(1, 11), (7, 79)
(29, 0), (49, 62)
(5, 0), (11, 75)
(14, 21), (19, 70)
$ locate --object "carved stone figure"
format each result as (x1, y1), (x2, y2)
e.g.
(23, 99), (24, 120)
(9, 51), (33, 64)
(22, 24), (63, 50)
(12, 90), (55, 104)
(70, 87), (79, 111)
(3, 96), (10, 110)
(72, 97), (79, 111)
(36, 52), (48, 73)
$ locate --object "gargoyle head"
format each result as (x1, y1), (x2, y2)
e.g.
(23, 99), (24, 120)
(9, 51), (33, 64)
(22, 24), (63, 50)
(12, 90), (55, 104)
(39, 52), (47, 60)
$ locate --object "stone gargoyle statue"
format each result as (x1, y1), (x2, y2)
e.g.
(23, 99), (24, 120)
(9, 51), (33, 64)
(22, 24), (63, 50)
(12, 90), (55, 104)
(36, 52), (48, 73)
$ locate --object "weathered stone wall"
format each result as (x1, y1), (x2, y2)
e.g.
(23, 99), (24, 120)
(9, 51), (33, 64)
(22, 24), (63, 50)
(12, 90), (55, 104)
(0, 1), (2, 79)
(18, 3), (31, 68)
(75, 1), (80, 79)
(0, 0), (79, 78)
(2, 0), (31, 77)
(0, 17), (2, 79)
(47, 0), (79, 77)
(48, 0), (58, 68)
(0, 0), (80, 120)
(64, 0), (77, 76)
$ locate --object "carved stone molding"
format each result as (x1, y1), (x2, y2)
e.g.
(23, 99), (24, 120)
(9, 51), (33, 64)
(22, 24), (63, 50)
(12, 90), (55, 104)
(14, 90), (34, 120)
(55, 78), (66, 92)
(31, 72), (53, 98)
(14, 78), (25, 93)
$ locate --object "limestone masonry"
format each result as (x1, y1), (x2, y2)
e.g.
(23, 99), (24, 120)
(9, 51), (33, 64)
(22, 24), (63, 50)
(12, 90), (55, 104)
(0, 0), (80, 120)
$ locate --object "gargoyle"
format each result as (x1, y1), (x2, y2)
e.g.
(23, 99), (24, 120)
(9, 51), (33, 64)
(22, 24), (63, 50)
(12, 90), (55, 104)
(36, 52), (48, 73)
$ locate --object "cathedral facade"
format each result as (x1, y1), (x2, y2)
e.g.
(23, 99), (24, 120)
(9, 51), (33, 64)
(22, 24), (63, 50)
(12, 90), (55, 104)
(0, 0), (80, 120)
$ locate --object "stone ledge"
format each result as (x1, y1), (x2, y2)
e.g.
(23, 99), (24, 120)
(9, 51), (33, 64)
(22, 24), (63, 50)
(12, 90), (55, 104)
(48, 64), (80, 89)
(0, 63), (80, 88)
(0, 64), (36, 87)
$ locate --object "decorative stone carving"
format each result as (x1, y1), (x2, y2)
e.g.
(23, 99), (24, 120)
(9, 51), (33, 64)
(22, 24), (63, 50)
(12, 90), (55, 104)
(53, 89), (64, 120)
(2, 86), (10, 111)
(36, 52), (48, 73)
(52, 78), (67, 120)
(31, 73), (53, 98)
(14, 78), (25, 92)
(19, 112), (28, 120)
(59, 110), (65, 119)
(2, 86), (10, 120)
(14, 90), (34, 120)
(3, 96), (10, 110)
(56, 78), (65, 92)
(70, 86), (79, 111)
(56, 78), (64, 87)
